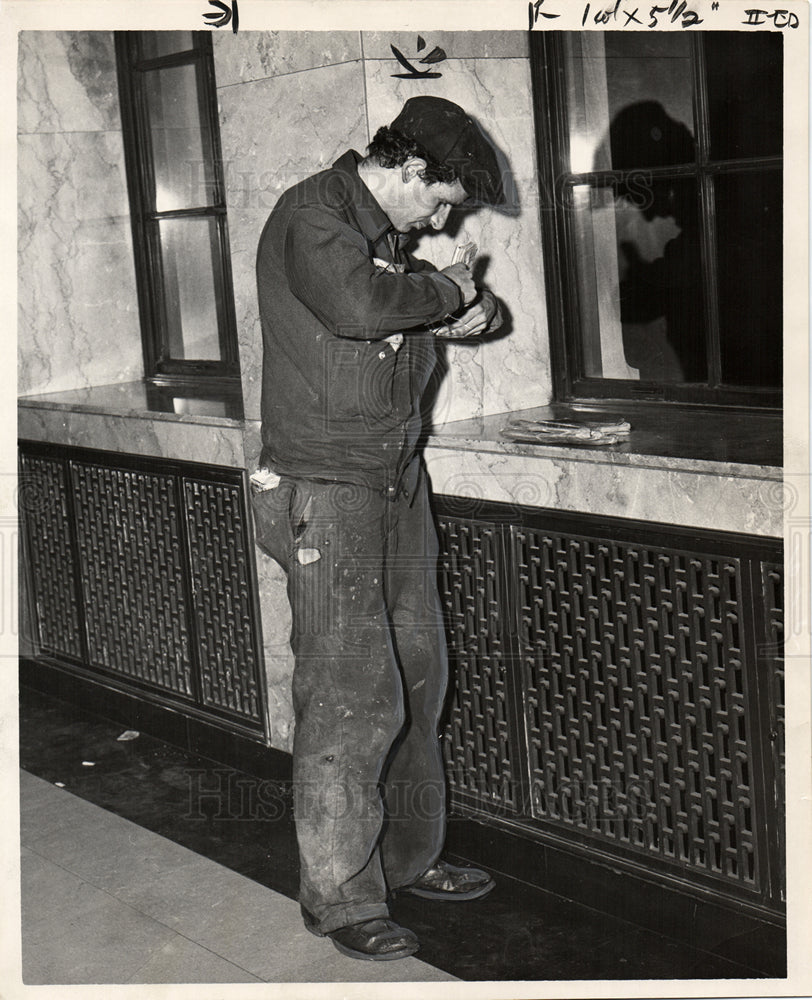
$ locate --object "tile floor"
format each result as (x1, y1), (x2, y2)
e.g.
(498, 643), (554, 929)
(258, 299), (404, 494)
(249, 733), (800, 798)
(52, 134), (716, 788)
(18, 684), (781, 985)
(20, 771), (455, 985)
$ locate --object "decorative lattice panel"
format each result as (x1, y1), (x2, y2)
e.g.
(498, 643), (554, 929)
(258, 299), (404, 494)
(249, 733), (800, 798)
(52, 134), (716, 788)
(71, 462), (194, 697)
(437, 517), (518, 813)
(517, 527), (760, 893)
(18, 454), (84, 659)
(761, 561), (784, 900)
(183, 478), (262, 722)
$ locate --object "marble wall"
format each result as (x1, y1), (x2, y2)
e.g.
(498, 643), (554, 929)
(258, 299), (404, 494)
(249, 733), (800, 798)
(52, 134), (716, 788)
(17, 32), (143, 397)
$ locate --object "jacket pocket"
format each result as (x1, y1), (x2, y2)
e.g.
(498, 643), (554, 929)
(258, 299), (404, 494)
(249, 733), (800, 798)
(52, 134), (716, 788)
(325, 339), (400, 426)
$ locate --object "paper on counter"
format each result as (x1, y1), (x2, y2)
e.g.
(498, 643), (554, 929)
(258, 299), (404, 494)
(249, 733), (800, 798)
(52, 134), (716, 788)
(501, 417), (631, 447)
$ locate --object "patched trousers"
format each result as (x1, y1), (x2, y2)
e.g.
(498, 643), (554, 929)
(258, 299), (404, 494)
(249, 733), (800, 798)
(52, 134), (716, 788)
(252, 462), (449, 934)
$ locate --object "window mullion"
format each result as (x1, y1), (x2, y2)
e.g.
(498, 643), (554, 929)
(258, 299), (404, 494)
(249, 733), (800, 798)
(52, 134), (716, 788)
(134, 51), (200, 71)
(532, 33), (576, 402)
(197, 33), (239, 369)
(148, 206), (226, 222)
(692, 34), (723, 389)
(135, 68), (173, 374)
(214, 215), (239, 366)
(145, 217), (174, 366)
(197, 36), (227, 210)
(116, 34), (159, 378)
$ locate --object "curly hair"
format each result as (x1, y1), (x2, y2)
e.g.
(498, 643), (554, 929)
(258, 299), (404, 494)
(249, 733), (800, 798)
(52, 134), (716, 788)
(366, 126), (458, 187)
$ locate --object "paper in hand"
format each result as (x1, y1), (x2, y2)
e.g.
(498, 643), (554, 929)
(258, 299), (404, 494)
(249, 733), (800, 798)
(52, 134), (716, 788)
(451, 241), (478, 268)
(429, 241), (480, 337)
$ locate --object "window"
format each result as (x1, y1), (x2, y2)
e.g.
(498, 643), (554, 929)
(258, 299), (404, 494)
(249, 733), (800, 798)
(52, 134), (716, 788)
(531, 32), (782, 408)
(115, 32), (240, 390)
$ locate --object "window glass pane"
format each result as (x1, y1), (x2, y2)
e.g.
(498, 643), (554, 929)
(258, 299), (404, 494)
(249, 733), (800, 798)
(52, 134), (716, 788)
(158, 217), (222, 361)
(565, 32), (694, 173)
(619, 176), (705, 383)
(715, 170), (782, 387)
(145, 64), (215, 211)
(172, 397), (229, 417)
(706, 32), (783, 160)
(140, 32), (195, 61)
(572, 177), (706, 383)
(571, 184), (635, 380)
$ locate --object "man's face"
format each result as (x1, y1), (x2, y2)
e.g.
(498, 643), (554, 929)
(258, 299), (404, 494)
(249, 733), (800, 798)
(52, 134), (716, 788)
(389, 165), (468, 234)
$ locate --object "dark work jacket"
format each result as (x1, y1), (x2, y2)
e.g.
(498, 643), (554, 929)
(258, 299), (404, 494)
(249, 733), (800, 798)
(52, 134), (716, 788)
(256, 150), (463, 491)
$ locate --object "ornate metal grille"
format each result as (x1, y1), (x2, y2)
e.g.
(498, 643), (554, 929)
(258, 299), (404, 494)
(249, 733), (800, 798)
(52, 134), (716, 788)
(183, 478), (263, 722)
(71, 462), (193, 697)
(437, 517), (518, 814)
(516, 527), (759, 892)
(19, 442), (267, 740)
(18, 454), (83, 659)
(761, 561), (784, 900)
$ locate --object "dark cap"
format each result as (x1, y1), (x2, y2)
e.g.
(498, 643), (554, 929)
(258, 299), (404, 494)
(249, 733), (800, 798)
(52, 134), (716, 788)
(389, 96), (504, 206)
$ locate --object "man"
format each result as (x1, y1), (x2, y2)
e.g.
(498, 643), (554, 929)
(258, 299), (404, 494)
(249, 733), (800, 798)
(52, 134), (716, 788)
(253, 96), (505, 961)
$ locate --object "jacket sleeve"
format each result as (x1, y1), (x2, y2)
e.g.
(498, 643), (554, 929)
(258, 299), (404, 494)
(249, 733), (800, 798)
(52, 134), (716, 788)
(408, 249), (504, 334)
(480, 289), (504, 334)
(283, 204), (462, 339)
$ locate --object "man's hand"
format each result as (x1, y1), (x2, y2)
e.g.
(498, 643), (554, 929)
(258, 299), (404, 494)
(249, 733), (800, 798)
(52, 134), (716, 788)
(440, 263), (477, 306)
(439, 290), (498, 339)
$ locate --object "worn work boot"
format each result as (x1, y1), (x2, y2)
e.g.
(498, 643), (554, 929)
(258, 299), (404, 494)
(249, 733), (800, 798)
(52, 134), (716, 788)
(399, 859), (495, 901)
(301, 905), (419, 961)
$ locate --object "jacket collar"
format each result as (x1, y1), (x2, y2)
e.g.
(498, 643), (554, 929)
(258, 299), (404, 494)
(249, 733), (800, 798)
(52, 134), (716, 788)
(332, 149), (393, 244)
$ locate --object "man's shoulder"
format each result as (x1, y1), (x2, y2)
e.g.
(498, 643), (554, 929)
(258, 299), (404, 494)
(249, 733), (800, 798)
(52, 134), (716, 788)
(257, 151), (362, 262)
(277, 156), (358, 217)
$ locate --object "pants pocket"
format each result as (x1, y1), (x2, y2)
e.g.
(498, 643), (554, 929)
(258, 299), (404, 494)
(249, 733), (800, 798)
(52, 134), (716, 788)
(251, 480), (296, 571)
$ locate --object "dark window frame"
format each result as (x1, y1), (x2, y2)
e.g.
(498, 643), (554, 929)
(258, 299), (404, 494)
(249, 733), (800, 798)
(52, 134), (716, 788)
(530, 31), (782, 411)
(115, 32), (240, 390)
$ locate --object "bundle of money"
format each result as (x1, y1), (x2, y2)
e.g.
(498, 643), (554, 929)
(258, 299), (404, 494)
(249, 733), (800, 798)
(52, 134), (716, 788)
(451, 240), (478, 268)
(501, 417), (631, 447)
(430, 242), (479, 337)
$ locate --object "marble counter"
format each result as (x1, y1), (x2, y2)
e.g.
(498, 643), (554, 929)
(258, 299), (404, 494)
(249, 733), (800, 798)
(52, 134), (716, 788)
(18, 387), (785, 537)
(18, 382), (247, 469)
(425, 404), (784, 538)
